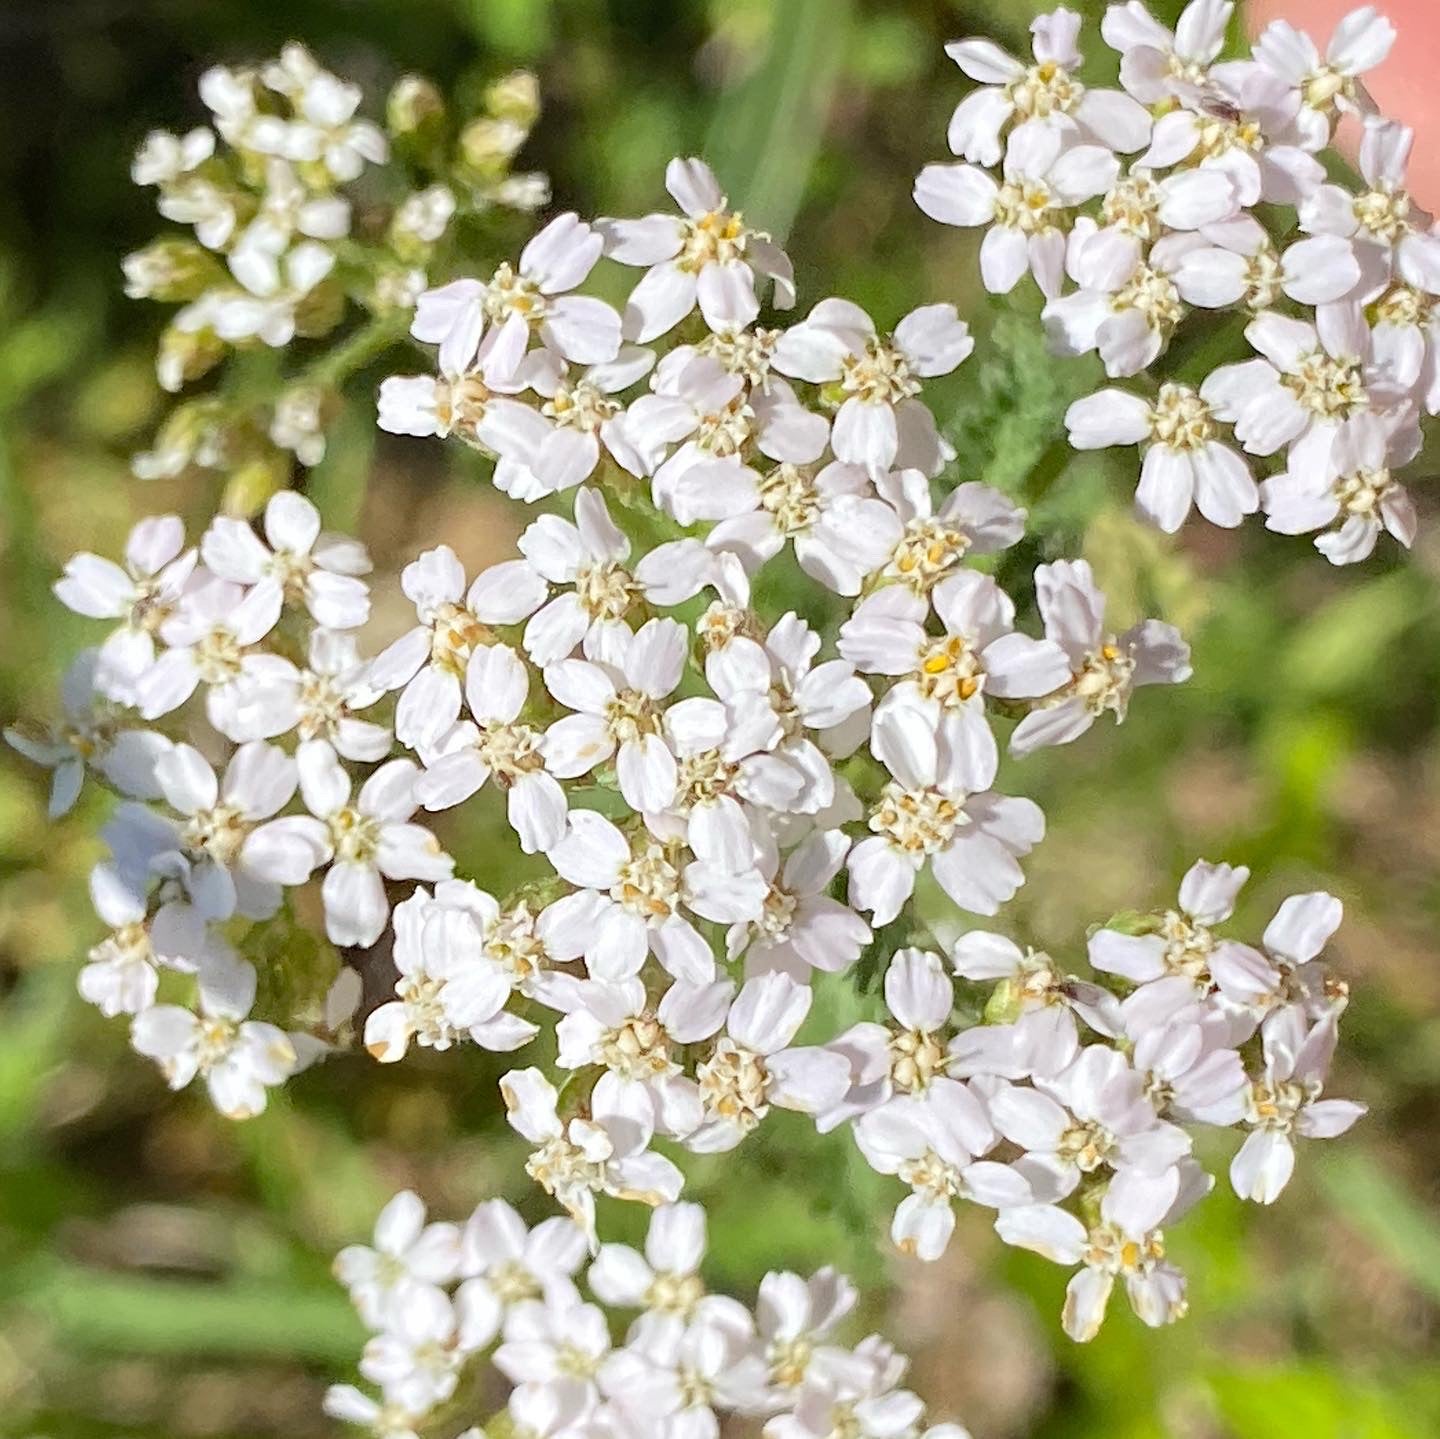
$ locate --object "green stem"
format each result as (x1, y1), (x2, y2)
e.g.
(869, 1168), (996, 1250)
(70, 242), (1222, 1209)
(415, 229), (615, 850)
(306, 310), (411, 388)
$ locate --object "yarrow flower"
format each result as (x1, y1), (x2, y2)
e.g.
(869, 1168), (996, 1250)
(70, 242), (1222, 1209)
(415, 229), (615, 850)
(16, 17), (1397, 1413)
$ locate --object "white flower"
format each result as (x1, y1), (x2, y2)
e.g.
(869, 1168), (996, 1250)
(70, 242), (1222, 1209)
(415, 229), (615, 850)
(156, 172), (238, 252)
(243, 739), (453, 948)
(996, 1165), (1195, 1341)
(1010, 559), (1190, 757)
(708, 456), (895, 596)
(409, 212), (620, 370)
(1088, 859), (1274, 1030)
(193, 240), (336, 349)
(622, 354), (825, 522)
(377, 315), (545, 445)
(500, 1066), (685, 1245)
(133, 572), (283, 724)
(686, 971), (851, 1153)
(1263, 409), (1418, 564)
(601, 1305), (768, 1434)
(726, 829), (871, 980)
(916, 123), (1119, 297)
(1171, 221), (1362, 311)
(989, 1045), (1190, 1201)
(494, 1292), (613, 1414)
(1231, 1014), (1364, 1203)
(54, 514), (198, 704)
(1103, 0), (1234, 105)
(261, 43), (388, 182)
(600, 157), (795, 342)
(1065, 382), (1257, 532)
(772, 300), (972, 475)
(645, 693), (809, 871)
(1368, 281), (1440, 414)
(5, 651), (171, 817)
(766, 1336), (925, 1439)
(1253, 6), (1394, 150)
(496, 346), (656, 500)
(544, 809), (763, 983)
(79, 861), (211, 1018)
(852, 1070), (1031, 1262)
(334, 1189), (461, 1329)
(624, 364), (741, 518)
(367, 546), (547, 749)
(947, 932), (1121, 1082)
(518, 487), (713, 664)
(839, 947), (958, 1114)
(228, 158), (350, 298)
(359, 1287), (491, 1415)
(130, 955), (300, 1119)
(458, 1198), (586, 1310)
(201, 491), (371, 630)
(944, 6), (1151, 167)
(210, 627), (391, 760)
(867, 471), (1026, 596)
(270, 384), (330, 466)
(496, 1384), (596, 1439)
(1252, 890), (1348, 1028)
(848, 701), (1044, 927)
(1298, 119), (1440, 300)
(413, 643), (566, 855)
(841, 568), (1071, 773)
(755, 1267), (856, 1393)
(540, 617), (692, 813)
(1130, 1009), (1247, 1126)
(1043, 220), (1194, 378)
(706, 610), (872, 814)
(362, 883), (540, 1062)
(132, 127), (215, 186)
(323, 1383), (422, 1439)
(1203, 303), (1411, 470)
(551, 973), (731, 1141)
(1134, 65), (1325, 210)
(589, 1201), (712, 1319)
(121, 739), (299, 921)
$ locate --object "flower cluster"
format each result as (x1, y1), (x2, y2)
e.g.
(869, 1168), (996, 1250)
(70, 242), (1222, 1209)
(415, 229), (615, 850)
(326, 1191), (970, 1439)
(126, 43), (546, 508)
(917, 1), (1427, 563)
(7, 4), (1394, 1414)
(824, 860), (1359, 1342)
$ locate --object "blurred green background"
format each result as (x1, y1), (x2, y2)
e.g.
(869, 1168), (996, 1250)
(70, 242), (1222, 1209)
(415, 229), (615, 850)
(3, 0), (1440, 1435)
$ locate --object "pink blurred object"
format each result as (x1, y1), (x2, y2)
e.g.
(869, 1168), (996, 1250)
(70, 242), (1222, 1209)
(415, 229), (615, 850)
(1249, 0), (1440, 209)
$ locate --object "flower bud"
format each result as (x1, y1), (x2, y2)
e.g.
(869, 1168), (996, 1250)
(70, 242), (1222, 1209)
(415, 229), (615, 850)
(485, 70), (540, 126)
(222, 449), (290, 516)
(156, 324), (224, 393)
(387, 74), (445, 137)
(122, 239), (223, 303)
(459, 116), (528, 175)
(388, 184), (457, 261)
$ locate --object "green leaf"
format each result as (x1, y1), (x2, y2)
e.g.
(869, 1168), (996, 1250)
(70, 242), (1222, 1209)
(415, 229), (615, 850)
(703, 0), (857, 242)
(0, 969), (74, 1145)
(1277, 569), (1426, 702)
(1209, 1364), (1435, 1439)
(12, 1257), (364, 1363)
(1318, 1149), (1440, 1306)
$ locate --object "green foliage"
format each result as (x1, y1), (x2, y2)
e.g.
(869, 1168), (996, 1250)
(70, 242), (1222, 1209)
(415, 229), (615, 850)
(2, 1), (1439, 1436)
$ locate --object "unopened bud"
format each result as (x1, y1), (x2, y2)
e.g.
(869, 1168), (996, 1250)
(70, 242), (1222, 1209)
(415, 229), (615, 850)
(122, 239), (223, 303)
(485, 70), (540, 127)
(222, 450), (290, 517)
(156, 324), (224, 393)
(460, 116), (527, 174)
(387, 74), (445, 137)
